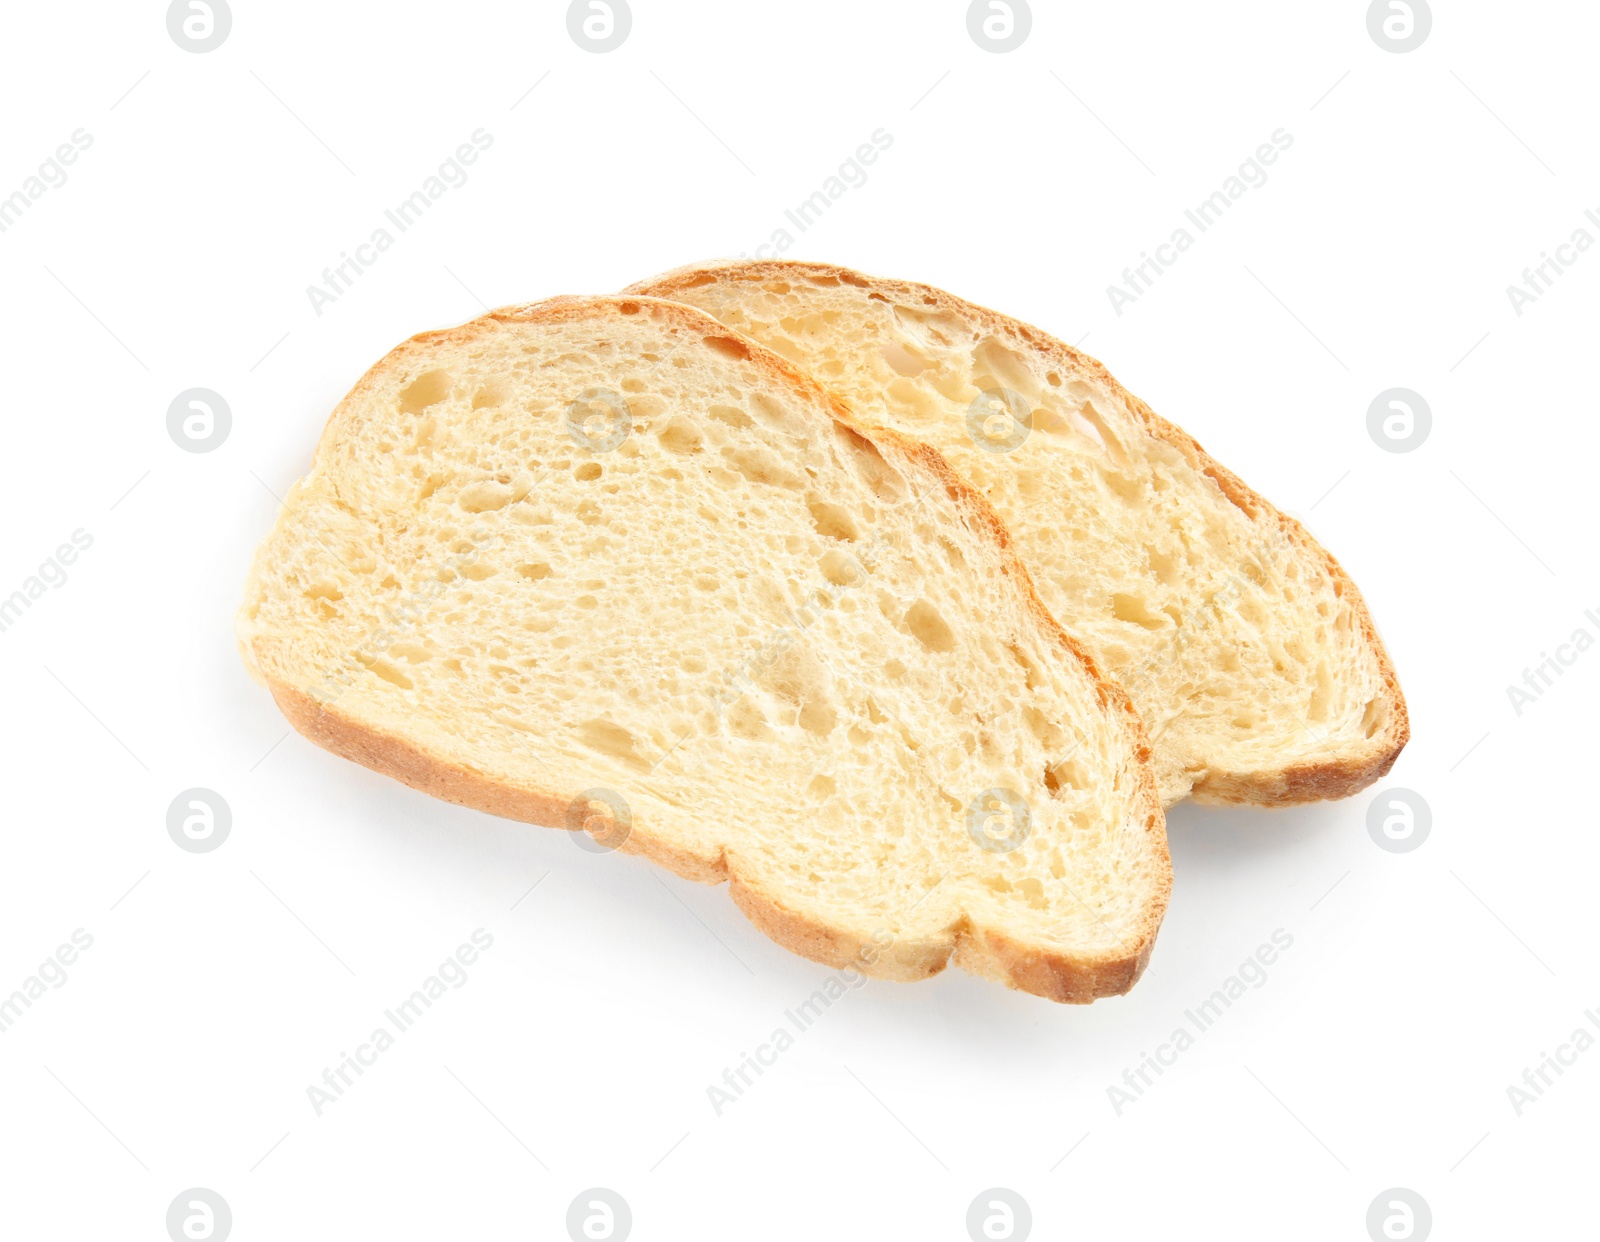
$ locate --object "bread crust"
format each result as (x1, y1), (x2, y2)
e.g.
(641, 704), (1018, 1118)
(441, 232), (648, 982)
(625, 261), (1409, 808)
(244, 295), (1169, 1004)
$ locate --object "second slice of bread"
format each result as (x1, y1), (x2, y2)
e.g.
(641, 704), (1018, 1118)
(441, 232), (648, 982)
(628, 262), (1408, 807)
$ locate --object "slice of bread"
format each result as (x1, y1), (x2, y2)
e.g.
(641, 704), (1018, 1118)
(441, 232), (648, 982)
(237, 295), (1168, 1002)
(627, 262), (1408, 808)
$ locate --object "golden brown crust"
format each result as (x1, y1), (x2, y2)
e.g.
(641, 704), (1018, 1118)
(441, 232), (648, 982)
(246, 295), (1169, 1004)
(626, 261), (1409, 808)
(955, 921), (1157, 1004)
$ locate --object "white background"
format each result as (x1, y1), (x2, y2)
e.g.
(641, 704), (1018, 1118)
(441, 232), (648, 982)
(1, 1), (1595, 1238)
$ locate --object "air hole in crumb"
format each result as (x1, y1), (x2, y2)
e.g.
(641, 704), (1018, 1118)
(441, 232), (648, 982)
(1016, 878), (1046, 909)
(881, 339), (930, 377)
(1111, 593), (1170, 631)
(703, 335), (751, 361)
(472, 379), (510, 409)
(657, 417), (703, 455)
(458, 481), (518, 512)
(576, 718), (648, 770)
(1045, 757), (1087, 796)
(399, 370), (453, 414)
(727, 699), (772, 741)
(818, 548), (863, 587)
(905, 599), (955, 653)
(364, 658), (413, 689)
(806, 497), (859, 541)
(709, 404), (754, 429)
